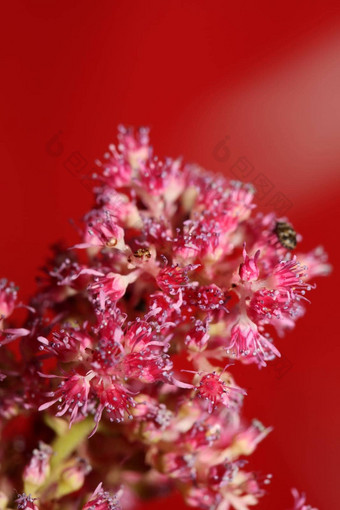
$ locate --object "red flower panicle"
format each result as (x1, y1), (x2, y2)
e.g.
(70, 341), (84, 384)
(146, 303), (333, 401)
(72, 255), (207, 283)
(0, 127), (330, 510)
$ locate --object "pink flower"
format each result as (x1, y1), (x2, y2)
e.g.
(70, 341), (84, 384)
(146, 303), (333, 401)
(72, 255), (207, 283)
(271, 257), (311, 298)
(15, 494), (39, 510)
(228, 318), (280, 366)
(231, 419), (273, 456)
(185, 319), (210, 351)
(194, 372), (246, 413)
(74, 211), (126, 251)
(94, 382), (135, 426)
(117, 125), (150, 169)
(89, 270), (140, 308)
(122, 350), (172, 384)
(123, 320), (153, 352)
(156, 263), (198, 295)
(288, 489), (318, 510)
(0, 278), (17, 321)
(297, 246), (332, 280)
(38, 327), (92, 362)
(207, 459), (247, 488)
(0, 326), (30, 345)
(0, 279), (30, 344)
(83, 483), (121, 510)
(39, 372), (94, 425)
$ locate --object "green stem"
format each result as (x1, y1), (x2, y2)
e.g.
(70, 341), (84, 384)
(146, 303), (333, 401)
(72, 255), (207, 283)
(50, 418), (94, 470)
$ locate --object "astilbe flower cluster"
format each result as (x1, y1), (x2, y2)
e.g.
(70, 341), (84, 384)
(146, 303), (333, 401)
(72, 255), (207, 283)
(0, 127), (330, 510)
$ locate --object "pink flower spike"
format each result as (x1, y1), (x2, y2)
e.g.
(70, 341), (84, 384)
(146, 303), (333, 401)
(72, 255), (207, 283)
(0, 126), (330, 510)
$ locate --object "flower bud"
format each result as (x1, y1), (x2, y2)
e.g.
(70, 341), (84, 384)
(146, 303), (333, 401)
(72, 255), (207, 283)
(23, 442), (53, 488)
(0, 491), (8, 510)
(56, 457), (91, 499)
(239, 247), (260, 282)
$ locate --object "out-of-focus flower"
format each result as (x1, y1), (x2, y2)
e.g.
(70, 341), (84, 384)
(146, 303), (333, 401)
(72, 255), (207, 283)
(0, 279), (18, 322)
(23, 442), (53, 487)
(15, 494), (39, 510)
(288, 488), (318, 510)
(0, 279), (30, 345)
(83, 483), (121, 510)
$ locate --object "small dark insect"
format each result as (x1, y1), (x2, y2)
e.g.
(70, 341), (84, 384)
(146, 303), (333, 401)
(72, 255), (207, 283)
(133, 247), (151, 259)
(274, 222), (297, 250)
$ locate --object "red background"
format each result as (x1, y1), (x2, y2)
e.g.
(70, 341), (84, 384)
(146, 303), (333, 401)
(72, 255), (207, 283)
(1, 1), (339, 508)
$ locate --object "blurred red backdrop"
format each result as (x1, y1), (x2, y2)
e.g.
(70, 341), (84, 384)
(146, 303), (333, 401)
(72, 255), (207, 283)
(1, 1), (339, 508)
